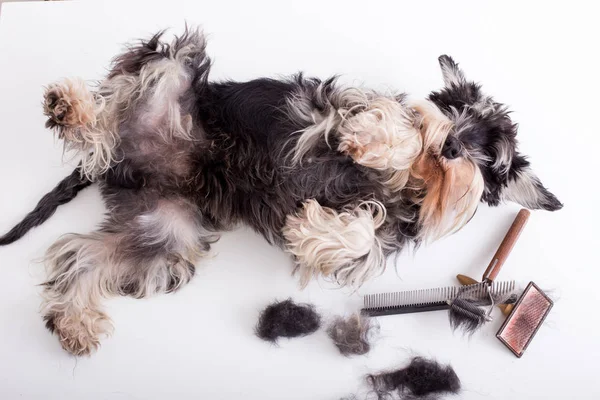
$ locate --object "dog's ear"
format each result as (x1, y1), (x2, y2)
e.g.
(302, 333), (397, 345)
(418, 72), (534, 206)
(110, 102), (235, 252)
(438, 55), (466, 87)
(502, 156), (563, 211)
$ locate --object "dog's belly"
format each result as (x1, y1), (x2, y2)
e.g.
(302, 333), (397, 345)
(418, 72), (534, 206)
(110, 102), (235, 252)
(186, 142), (387, 245)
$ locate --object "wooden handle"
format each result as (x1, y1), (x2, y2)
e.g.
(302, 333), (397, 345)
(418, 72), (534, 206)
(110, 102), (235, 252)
(498, 303), (515, 316)
(482, 209), (530, 282)
(456, 274), (478, 286)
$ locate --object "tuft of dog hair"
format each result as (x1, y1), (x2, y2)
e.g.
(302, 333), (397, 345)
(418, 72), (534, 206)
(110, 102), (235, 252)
(367, 357), (461, 399)
(447, 298), (490, 335)
(255, 299), (321, 343)
(328, 313), (379, 356)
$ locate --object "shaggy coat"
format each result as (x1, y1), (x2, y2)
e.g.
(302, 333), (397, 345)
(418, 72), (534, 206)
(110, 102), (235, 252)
(0, 29), (561, 355)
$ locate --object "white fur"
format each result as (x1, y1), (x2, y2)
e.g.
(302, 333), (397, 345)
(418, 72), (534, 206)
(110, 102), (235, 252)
(491, 135), (514, 174)
(288, 87), (422, 192)
(471, 96), (496, 116)
(440, 59), (465, 87)
(283, 199), (387, 288)
(337, 96), (422, 179)
(136, 200), (210, 258)
(287, 86), (367, 163)
(502, 167), (544, 208)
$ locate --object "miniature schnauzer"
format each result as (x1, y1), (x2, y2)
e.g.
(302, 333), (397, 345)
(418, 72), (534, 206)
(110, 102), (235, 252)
(0, 28), (561, 355)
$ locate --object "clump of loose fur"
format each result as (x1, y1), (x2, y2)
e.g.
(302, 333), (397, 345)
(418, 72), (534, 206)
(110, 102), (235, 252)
(367, 357), (461, 399)
(448, 285), (520, 335)
(328, 313), (379, 356)
(448, 298), (490, 335)
(255, 299), (321, 343)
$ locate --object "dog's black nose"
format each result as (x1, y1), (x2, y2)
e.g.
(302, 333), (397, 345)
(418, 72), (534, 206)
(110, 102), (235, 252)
(442, 136), (462, 159)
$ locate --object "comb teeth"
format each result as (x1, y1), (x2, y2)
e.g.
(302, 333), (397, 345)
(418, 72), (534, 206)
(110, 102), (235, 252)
(362, 281), (515, 316)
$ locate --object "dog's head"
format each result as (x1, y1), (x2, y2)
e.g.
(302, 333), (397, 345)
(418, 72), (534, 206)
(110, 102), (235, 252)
(428, 55), (562, 211)
(409, 55), (561, 241)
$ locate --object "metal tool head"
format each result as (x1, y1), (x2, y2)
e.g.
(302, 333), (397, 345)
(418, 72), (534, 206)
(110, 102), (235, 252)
(362, 281), (516, 317)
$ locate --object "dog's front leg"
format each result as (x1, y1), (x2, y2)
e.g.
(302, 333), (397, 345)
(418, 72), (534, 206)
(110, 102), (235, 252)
(43, 78), (117, 179)
(289, 88), (423, 193)
(44, 78), (98, 137)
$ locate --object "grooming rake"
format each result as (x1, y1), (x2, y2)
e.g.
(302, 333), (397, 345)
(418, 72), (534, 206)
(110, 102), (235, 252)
(362, 209), (530, 318)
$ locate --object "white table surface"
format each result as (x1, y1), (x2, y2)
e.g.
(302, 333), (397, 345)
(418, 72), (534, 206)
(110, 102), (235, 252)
(0, 1), (598, 399)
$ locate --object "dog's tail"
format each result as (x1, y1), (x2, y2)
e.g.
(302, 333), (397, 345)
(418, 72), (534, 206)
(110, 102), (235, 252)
(0, 165), (91, 246)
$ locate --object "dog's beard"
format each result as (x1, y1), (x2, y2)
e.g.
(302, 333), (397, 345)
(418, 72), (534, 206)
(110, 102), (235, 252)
(409, 100), (484, 241)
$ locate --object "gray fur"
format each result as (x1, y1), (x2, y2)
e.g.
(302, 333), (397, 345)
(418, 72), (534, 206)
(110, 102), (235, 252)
(328, 313), (379, 356)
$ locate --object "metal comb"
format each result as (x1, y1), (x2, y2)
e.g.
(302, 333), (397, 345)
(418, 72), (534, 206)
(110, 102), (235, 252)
(362, 280), (516, 317)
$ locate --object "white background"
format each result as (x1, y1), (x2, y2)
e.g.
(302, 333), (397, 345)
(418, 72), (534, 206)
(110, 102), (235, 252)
(0, 1), (598, 399)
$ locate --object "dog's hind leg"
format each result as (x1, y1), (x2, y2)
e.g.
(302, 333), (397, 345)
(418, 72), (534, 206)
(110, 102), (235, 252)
(282, 199), (387, 288)
(42, 232), (114, 356)
(42, 198), (216, 355)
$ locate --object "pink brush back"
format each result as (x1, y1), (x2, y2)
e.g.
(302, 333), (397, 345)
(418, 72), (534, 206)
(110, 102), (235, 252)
(496, 282), (553, 357)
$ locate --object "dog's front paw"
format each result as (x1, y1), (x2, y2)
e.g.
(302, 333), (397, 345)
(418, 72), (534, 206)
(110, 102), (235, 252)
(44, 91), (70, 128)
(43, 78), (96, 136)
(44, 309), (113, 356)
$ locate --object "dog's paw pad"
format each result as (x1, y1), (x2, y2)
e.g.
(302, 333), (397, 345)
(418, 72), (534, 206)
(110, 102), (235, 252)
(43, 78), (95, 131)
(44, 91), (71, 128)
(47, 309), (113, 356)
(58, 330), (101, 356)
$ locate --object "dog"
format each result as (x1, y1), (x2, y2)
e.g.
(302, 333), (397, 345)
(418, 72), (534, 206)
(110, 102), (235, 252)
(0, 28), (561, 355)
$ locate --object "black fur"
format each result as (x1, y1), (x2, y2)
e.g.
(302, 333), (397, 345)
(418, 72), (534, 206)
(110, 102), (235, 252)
(367, 357), (461, 399)
(177, 74), (420, 250)
(0, 165), (91, 245)
(448, 298), (488, 335)
(255, 299), (321, 342)
(43, 313), (56, 333)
